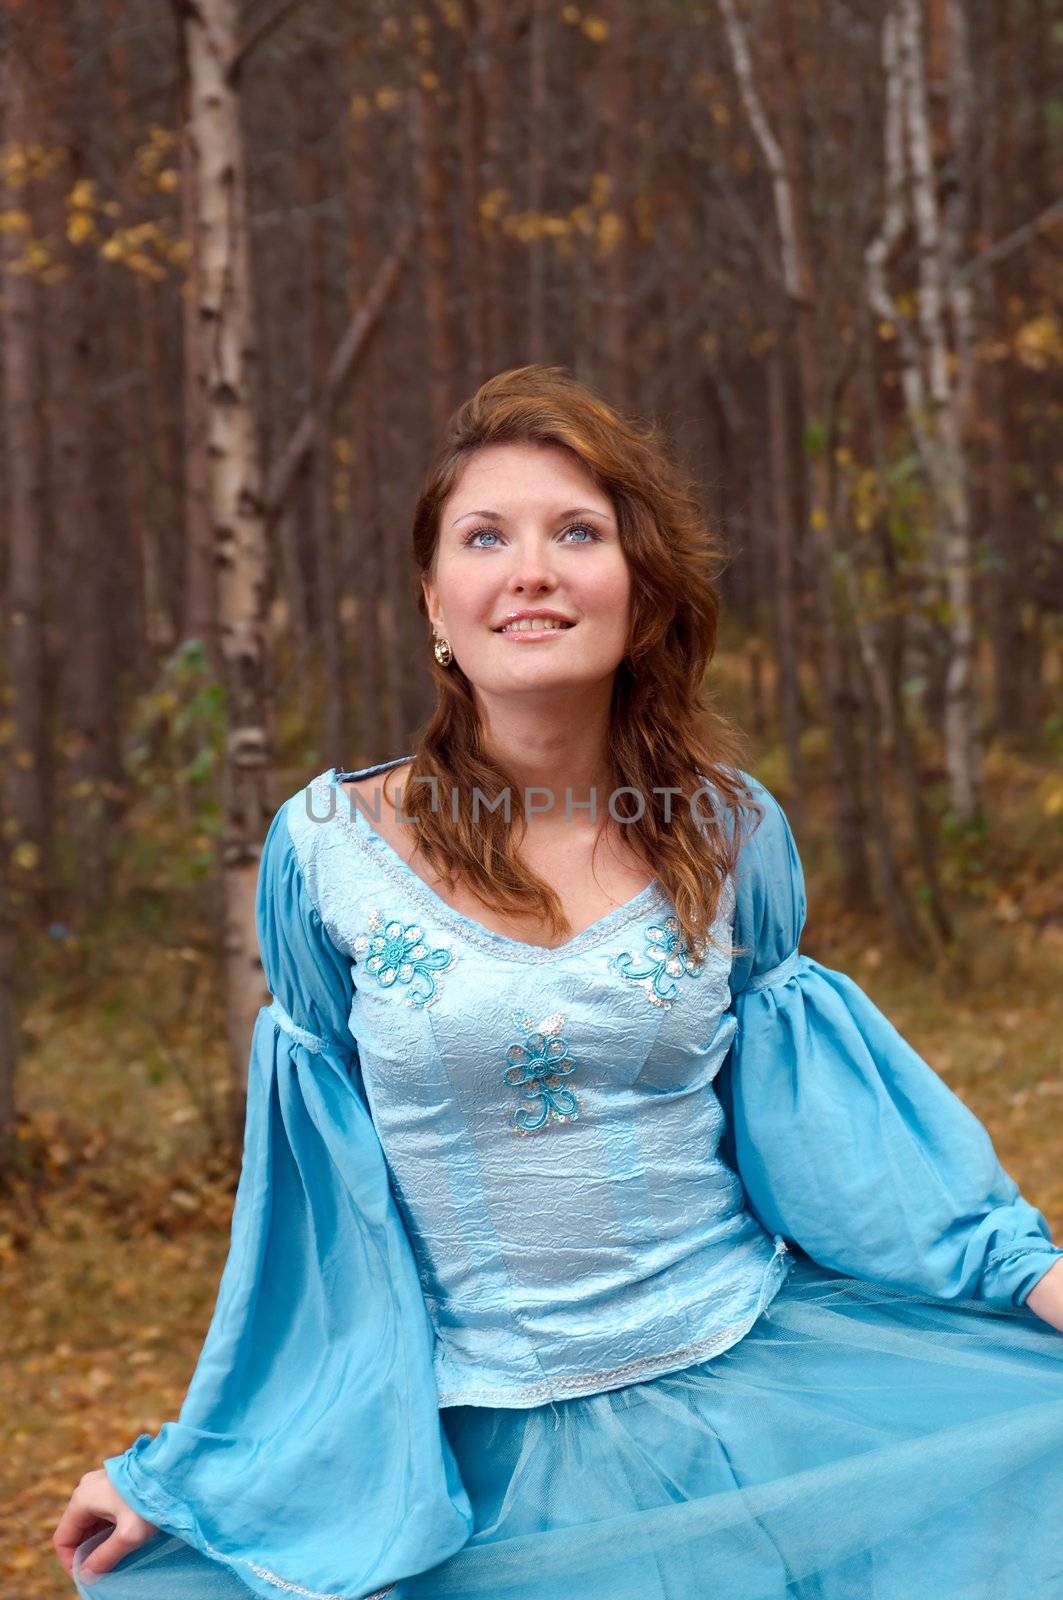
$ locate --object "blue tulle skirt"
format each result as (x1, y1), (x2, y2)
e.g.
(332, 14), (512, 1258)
(72, 1256), (1063, 1600)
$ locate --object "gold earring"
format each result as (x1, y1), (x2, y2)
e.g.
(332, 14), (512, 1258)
(433, 635), (453, 666)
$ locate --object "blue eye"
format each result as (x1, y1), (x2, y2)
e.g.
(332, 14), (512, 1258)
(462, 522), (601, 549)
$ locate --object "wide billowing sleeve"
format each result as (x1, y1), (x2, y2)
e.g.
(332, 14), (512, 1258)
(719, 773), (1063, 1311)
(101, 796), (473, 1600)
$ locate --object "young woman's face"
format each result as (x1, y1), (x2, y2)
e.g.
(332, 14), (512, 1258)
(423, 441), (632, 701)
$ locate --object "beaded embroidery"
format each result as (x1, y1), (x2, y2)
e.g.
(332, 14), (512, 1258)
(352, 911), (455, 1008)
(502, 1010), (580, 1134)
(613, 914), (708, 1008)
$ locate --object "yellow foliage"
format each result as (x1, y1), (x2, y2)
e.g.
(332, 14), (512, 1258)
(68, 178), (98, 211)
(349, 93), (371, 120)
(420, 69), (440, 91)
(478, 186), (510, 226)
(128, 252), (167, 280)
(810, 507), (828, 532)
(1015, 314), (1063, 372)
(375, 86), (401, 111)
(1041, 777), (1063, 818)
(0, 209), (30, 233)
(2, 140), (66, 186)
(582, 14), (609, 40)
(877, 319), (896, 341)
(11, 840), (40, 873)
(135, 126), (178, 191)
(21, 240), (52, 273)
(711, 101), (731, 128)
(561, 5), (581, 22)
(851, 467), (881, 534)
(596, 210), (624, 256)
(157, 167), (180, 194)
(590, 171), (611, 208)
(66, 211), (97, 246)
(503, 211), (536, 244)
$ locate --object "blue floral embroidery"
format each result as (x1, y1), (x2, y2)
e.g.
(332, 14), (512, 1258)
(503, 1010), (580, 1135)
(613, 915), (707, 1008)
(353, 912), (454, 1008)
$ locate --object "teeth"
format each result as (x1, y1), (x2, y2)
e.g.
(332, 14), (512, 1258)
(499, 618), (572, 633)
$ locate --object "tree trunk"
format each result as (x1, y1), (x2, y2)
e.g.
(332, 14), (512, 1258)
(2, 28), (51, 915)
(43, 8), (122, 913)
(602, 0), (634, 409)
(177, 0), (274, 1141)
(898, 0), (984, 822)
(766, 346), (804, 822)
(718, 0), (872, 905)
(410, 11), (458, 431)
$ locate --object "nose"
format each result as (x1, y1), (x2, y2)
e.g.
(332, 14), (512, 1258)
(506, 535), (559, 594)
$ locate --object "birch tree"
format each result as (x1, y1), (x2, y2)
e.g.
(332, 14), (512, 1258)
(866, 0), (985, 825)
(173, 0), (273, 1135)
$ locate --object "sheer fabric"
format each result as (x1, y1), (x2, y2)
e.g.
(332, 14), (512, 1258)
(90, 802), (472, 1599)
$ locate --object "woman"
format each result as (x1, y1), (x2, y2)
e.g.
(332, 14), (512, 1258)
(55, 366), (1063, 1600)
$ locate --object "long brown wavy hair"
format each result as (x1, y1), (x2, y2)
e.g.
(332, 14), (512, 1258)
(387, 364), (761, 956)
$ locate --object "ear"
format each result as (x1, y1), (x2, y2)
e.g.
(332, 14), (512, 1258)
(421, 575), (444, 633)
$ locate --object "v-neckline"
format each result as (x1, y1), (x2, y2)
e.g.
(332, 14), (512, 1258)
(322, 762), (665, 962)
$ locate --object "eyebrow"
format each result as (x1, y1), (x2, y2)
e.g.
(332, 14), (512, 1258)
(451, 506), (613, 527)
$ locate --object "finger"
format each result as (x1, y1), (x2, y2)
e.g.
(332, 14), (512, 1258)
(53, 1505), (111, 1575)
(80, 1524), (140, 1581)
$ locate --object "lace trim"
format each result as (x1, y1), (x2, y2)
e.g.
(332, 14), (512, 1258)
(310, 770), (671, 965)
(745, 948), (801, 993)
(200, 1539), (393, 1599)
(436, 1238), (790, 1407)
(267, 997), (328, 1055)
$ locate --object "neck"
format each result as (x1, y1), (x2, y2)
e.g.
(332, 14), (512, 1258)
(475, 692), (615, 824)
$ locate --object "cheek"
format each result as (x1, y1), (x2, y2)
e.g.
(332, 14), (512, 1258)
(578, 558), (631, 624)
(440, 571), (494, 627)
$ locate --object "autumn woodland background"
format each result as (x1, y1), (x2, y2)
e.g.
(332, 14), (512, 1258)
(1, 0), (1061, 1588)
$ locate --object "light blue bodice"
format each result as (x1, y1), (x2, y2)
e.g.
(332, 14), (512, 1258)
(293, 763), (790, 1406)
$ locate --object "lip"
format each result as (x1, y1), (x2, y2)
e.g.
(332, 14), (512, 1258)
(492, 609), (578, 633)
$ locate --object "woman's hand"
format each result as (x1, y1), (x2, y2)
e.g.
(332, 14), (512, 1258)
(1024, 1257), (1063, 1333)
(52, 1467), (160, 1584)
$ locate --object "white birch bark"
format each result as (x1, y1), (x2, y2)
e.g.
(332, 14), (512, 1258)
(181, 0), (273, 1116)
(866, 0), (984, 823)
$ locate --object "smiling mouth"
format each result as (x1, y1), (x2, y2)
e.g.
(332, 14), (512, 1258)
(493, 620), (577, 634)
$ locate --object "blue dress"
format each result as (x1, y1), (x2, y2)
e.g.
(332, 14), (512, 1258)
(73, 760), (1063, 1600)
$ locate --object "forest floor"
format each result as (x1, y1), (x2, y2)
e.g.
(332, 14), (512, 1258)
(3, 729), (1062, 1598)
